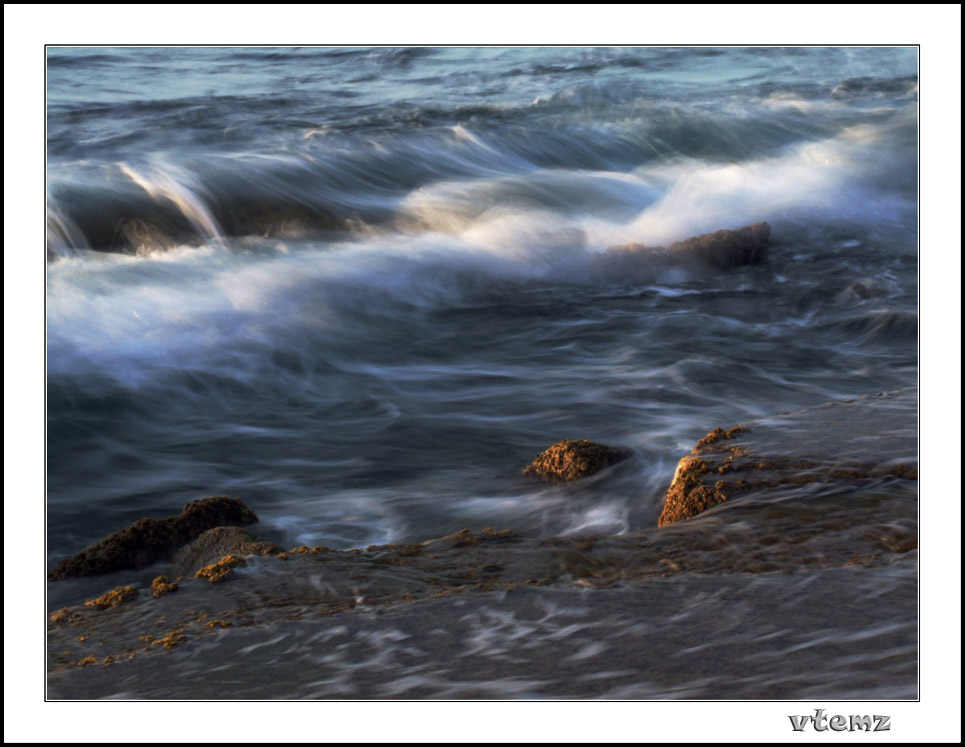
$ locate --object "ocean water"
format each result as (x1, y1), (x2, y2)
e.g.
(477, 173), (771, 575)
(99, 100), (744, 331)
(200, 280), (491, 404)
(45, 46), (919, 699)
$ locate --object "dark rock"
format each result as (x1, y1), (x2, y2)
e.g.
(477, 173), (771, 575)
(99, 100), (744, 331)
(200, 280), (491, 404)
(172, 526), (282, 575)
(667, 221), (771, 270)
(592, 221), (771, 280)
(176, 497), (257, 537)
(48, 496), (259, 581)
(524, 439), (631, 484)
(847, 282), (873, 299)
(591, 241), (661, 281)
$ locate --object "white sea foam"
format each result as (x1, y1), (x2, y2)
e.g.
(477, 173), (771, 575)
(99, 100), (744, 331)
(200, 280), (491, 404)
(581, 122), (915, 249)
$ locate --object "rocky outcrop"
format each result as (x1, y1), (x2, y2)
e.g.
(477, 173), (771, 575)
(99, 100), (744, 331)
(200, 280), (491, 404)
(657, 390), (918, 527)
(524, 439), (631, 484)
(47, 489), (919, 683)
(172, 526), (282, 575)
(45, 393), (918, 701)
(658, 426), (753, 527)
(666, 222), (771, 269)
(48, 496), (259, 580)
(592, 221), (771, 280)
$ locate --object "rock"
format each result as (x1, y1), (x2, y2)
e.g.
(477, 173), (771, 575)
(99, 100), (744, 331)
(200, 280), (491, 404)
(667, 221), (771, 270)
(84, 585), (139, 610)
(658, 427), (750, 527)
(48, 608), (80, 625)
(846, 282), (873, 299)
(657, 389), (918, 527)
(592, 221), (771, 280)
(48, 496), (259, 581)
(524, 439), (631, 484)
(195, 555), (247, 583)
(171, 526), (282, 575)
(150, 576), (178, 598)
(591, 242), (660, 282)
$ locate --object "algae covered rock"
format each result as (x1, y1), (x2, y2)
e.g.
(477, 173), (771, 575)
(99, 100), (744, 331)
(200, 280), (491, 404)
(150, 576), (178, 598)
(524, 439), (631, 484)
(172, 526), (282, 575)
(84, 585), (139, 610)
(195, 555), (247, 583)
(48, 496), (259, 581)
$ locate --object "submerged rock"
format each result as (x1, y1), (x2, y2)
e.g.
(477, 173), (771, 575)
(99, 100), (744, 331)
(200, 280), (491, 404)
(48, 496), (259, 581)
(592, 221), (771, 280)
(84, 585), (139, 610)
(150, 576), (178, 598)
(524, 439), (631, 484)
(195, 554), (248, 583)
(172, 526), (282, 575)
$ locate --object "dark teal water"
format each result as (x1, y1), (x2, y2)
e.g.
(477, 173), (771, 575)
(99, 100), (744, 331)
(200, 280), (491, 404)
(46, 47), (918, 598)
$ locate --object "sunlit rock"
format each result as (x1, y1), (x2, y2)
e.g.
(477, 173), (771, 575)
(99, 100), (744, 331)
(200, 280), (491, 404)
(524, 439), (631, 484)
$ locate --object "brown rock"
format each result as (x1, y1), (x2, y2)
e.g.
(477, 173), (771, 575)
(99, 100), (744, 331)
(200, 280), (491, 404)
(658, 425), (757, 527)
(150, 576), (178, 598)
(658, 392), (919, 527)
(592, 221), (771, 280)
(591, 241), (664, 281)
(524, 439), (631, 484)
(172, 526), (281, 575)
(667, 221), (771, 270)
(694, 425), (749, 450)
(84, 585), (139, 610)
(195, 555), (247, 583)
(48, 496), (259, 581)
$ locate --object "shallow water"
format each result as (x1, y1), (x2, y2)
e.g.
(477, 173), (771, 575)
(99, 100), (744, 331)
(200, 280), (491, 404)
(48, 563), (918, 700)
(46, 46), (918, 698)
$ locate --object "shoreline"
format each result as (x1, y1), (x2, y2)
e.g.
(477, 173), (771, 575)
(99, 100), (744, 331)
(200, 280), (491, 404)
(47, 387), (918, 699)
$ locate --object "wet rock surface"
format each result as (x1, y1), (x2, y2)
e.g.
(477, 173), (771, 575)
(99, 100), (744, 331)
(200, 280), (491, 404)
(658, 389), (918, 527)
(46, 389), (917, 699)
(83, 585), (139, 610)
(150, 576), (178, 598)
(48, 496), (259, 580)
(524, 439), (631, 484)
(171, 526), (282, 576)
(592, 221), (771, 280)
(47, 566), (917, 700)
(667, 221), (771, 269)
(47, 472), (916, 683)
(194, 555), (249, 583)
